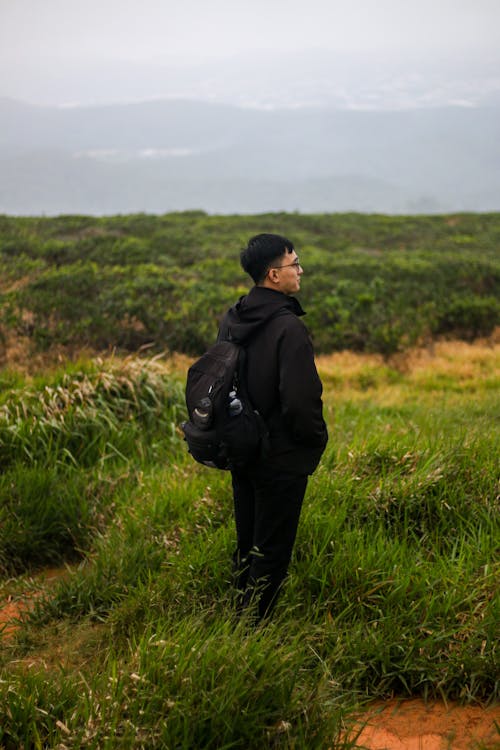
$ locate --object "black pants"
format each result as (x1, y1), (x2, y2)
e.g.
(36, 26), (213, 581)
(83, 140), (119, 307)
(231, 469), (308, 621)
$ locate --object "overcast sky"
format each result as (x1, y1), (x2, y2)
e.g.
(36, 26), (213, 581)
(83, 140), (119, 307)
(1, 0), (499, 106)
(2, 0), (500, 61)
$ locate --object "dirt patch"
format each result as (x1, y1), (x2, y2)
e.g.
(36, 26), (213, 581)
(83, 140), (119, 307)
(0, 566), (71, 640)
(349, 698), (500, 750)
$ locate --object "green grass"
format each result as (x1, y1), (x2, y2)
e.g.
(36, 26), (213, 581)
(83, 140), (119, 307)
(0, 343), (498, 748)
(0, 356), (185, 575)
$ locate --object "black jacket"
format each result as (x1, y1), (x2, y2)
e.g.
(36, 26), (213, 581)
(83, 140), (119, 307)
(218, 286), (328, 476)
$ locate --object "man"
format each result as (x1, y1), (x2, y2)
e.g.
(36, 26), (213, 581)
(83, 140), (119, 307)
(218, 233), (328, 621)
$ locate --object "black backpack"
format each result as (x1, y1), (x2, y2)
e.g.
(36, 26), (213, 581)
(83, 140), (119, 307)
(181, 340), (269, 470)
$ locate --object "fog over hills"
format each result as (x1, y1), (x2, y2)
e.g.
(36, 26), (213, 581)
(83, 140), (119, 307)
(1, 0), (499, 215)
(1, 96), (499, 215)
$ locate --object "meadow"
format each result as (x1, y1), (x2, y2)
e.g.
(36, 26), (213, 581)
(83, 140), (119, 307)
(0, 212), (499, 748)
(0, 339), (498, 749)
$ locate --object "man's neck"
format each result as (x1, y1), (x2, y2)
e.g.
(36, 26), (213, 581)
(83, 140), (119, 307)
(258, 281), (289, 295)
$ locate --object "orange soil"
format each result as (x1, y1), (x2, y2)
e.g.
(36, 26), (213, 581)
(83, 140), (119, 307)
(0, 567), (70, 639)
(348, 699), (500, 749)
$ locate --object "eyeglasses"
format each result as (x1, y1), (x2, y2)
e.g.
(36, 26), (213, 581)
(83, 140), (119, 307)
(269, 259), (302, 270)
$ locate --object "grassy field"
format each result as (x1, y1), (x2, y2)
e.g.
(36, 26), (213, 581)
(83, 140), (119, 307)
(0, 340), (498, 748)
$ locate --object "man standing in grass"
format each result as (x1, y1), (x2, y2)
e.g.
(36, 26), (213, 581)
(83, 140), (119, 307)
(218, 233), (328, 621)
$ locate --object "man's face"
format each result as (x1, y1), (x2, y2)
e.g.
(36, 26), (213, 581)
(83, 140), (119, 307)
(268, 250), (303, 295)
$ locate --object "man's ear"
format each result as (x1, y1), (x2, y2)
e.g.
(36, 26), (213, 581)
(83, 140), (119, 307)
(268, 268), (280, 284)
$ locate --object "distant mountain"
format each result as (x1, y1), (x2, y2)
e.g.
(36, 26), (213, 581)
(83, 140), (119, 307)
(3, 50), (500, 110)
(0, 97), (499, 214)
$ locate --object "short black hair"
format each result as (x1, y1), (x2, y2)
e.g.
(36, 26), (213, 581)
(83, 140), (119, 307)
(240, 233), (294, 284)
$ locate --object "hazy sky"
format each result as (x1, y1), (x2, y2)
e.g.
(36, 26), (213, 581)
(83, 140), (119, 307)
(2, 0), (499, 62)
(1, 0), (499, 106)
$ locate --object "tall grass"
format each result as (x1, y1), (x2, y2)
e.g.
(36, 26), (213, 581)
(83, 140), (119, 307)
(0, 356), (185, 575)
(0, 355), (184, 469)
(0, 342), (498, 748)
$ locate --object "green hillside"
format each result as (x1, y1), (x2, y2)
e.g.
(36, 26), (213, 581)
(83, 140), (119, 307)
(1, 211), (499, 359)
(1, 212), (499, 746)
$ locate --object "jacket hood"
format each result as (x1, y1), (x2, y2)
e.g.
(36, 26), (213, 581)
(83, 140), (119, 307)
(221, 286), (305, 345)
